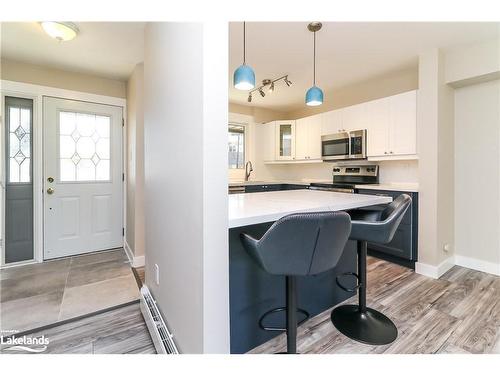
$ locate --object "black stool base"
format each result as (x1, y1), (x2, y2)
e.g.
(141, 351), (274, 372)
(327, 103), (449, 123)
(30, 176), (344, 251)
(331, 304), (398, 345)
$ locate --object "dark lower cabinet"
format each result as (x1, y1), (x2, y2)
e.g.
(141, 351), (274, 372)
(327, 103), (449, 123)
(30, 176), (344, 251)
(244, 183), (308, 193)
(356, 189), (418, 265)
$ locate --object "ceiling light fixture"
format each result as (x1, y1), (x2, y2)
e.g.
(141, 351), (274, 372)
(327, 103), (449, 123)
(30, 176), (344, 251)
(305, 22), (324, 106)
(247, 76), (291, 101)
(40, 22), (79, 41)
(248, 93), (252, 103)
(233, 22), (256, 90)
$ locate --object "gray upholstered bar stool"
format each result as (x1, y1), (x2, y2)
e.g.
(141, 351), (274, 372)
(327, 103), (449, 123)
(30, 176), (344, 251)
(240, 211), (351, 354)
(331, 194), (412, 345)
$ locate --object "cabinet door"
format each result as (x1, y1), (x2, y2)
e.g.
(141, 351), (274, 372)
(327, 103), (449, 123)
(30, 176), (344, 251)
(366, 97), (390, 157)
(307, 114), (322, 159)
(275, 121), (296, 160)
(255, 121), (276, 162)
(389, 90), (417, 156)
(342, 103), (368, 131)
(321, 109), (343, 135)
(295, 118), (308, 160)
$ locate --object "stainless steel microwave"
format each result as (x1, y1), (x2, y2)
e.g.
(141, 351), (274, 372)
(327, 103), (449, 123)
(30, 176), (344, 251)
(321, 129), (367, 161)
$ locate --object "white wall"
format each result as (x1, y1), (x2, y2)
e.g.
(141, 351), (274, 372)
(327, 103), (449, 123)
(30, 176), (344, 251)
(144, 23), (229, 353)
(454, 79), (500, 272)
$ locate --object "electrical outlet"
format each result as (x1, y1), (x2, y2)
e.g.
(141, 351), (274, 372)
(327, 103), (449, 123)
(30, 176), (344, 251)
(154, 264), (160, 285)
(443, 243), (452, 253)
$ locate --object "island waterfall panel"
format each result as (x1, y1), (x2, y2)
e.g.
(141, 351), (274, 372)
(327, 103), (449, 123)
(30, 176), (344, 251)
(229, 222), (357, 354)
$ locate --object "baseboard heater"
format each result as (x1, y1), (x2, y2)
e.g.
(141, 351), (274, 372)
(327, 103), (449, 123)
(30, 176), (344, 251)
(140, 285), (179, 354)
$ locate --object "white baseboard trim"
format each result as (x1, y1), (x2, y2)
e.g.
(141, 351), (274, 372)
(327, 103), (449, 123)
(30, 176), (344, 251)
(454, 255), (500, 276)
(123, 240), (145, 268)
(415, 257), (455, 279)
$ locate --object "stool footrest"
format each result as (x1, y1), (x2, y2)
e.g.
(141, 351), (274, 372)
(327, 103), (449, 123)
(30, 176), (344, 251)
(259, 307), (310, 332)
(336, 272), (361, 293)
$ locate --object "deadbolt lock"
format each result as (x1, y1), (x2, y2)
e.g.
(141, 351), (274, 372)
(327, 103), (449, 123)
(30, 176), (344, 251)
(47, 187), (55, 195)
(47, 177), (54, 183)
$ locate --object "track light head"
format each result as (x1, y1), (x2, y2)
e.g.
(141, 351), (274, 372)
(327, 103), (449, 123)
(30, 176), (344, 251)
(247, 93), (252, 102)
(259, 88), (266, 97)
(269, 82), (275, 93)
(284, 76), (292, 87)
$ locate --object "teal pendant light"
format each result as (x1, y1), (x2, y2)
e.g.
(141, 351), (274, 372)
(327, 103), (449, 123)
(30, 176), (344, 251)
(305, 22), (324, 106)
(234, 22), (256, 90)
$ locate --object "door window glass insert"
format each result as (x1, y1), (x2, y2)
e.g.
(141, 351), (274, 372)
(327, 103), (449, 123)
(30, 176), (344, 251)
(59, 111), (111, 181)
(8, 106), (32, 183)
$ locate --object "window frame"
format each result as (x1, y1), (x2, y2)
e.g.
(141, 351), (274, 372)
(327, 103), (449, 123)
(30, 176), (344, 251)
(228, 123), (247, 170)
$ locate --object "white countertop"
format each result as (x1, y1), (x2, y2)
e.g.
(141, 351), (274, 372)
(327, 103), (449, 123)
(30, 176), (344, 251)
(228, 179), (331, 187)
(355, 183), (419, 192)
(228, 190), (392, 228)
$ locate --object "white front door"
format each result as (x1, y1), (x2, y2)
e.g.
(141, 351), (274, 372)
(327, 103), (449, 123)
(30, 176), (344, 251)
(43, 97), (123, 259)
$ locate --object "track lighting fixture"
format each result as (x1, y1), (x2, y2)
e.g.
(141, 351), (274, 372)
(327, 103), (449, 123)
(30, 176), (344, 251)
(247, 75), (291, 101)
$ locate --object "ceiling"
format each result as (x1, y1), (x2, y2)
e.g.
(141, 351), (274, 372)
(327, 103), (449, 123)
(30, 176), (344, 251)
(229, 22), (499, 112)
(1, 22), (145, 81)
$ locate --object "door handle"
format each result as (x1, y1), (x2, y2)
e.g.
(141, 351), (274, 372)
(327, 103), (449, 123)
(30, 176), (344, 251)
(47, 187), (55, 195)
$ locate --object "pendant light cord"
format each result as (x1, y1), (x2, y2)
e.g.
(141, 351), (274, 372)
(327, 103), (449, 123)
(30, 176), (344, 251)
(313, 31), (316, 86)
(243, 21), (246, 65)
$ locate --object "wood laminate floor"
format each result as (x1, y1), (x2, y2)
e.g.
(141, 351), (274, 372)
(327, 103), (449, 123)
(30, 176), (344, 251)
(0, 302), (156, 354)
(0, 249), (140, 333)
(250, 257), (500, 354)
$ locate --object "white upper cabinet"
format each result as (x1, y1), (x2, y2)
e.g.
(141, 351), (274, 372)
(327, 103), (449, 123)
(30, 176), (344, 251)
(275, 120), (296, 160)
(296, 114), (322, 160)
(255, 121), (276, 162)
(366, 90), (417, 158)
(342, 103), (369, 131)
(307, 114), (322, 159)
(389, 90), (417, 156)
(295, 117), (309, 160)
(366, 97), (391, 157)
(321, 109), (342, 135)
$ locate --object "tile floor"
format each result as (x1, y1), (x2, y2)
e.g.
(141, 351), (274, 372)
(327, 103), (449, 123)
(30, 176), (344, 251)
(0, 249), (140, 333)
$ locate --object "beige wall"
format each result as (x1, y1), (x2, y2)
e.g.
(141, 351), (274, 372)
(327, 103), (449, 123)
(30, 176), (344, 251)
(454, 79), (500, 267)
(1, 58), (126, 98)
(126, 63), (145, 258)
(287, 66), (418, 119)
(228, 102), (288, 123)
(416, 49), (455, 268)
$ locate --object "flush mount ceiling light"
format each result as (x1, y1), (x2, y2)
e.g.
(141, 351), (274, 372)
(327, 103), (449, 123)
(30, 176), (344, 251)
(40, 22), (79, 42)
(247, 76), (292, 102)
(305, 22), (324, 106)
(233, 22), (256, 90)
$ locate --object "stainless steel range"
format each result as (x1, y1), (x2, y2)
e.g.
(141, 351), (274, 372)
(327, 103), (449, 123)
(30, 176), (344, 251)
(309, 165), (379, 193)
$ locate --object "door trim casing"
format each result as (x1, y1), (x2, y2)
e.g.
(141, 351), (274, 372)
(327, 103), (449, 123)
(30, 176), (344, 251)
(0, 80), (126, 267)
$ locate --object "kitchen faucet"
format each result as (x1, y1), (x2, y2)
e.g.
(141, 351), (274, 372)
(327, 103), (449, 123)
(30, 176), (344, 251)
(245, 161), (253, 181)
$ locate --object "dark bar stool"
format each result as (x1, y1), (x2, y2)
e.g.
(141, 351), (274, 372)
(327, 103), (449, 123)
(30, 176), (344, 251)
(240, 211), (351, 354)
(331, 194), (412, 345)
